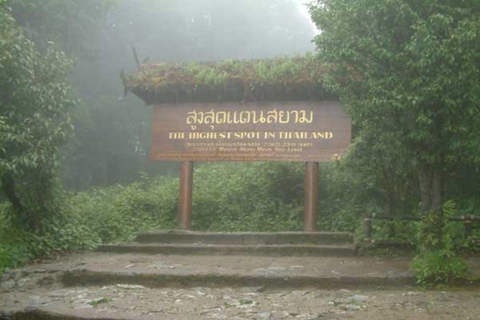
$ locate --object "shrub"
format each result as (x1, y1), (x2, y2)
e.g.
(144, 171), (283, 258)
(0, 161), (368, 274)
(413, 201), (468, 285)
(413, 249), (467, 285)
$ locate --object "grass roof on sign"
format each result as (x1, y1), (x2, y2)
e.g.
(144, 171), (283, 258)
(122, 54), (333, 105)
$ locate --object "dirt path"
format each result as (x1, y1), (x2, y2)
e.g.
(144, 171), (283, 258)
(2, 285), (480, 319)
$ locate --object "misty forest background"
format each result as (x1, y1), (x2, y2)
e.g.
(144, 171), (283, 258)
(1, 0), (480, 277)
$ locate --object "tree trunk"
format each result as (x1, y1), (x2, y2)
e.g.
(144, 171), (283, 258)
(419, 166), (433, 212)
(1, 174), (24, 217)
(1, 174), (41, 231)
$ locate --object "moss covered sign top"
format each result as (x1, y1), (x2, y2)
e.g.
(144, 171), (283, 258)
(124, 56), (352, 162)
(151, 101), (350, 162)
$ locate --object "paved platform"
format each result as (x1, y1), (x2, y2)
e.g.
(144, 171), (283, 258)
(1, 231), (480, 319)
(1, 253), (480, 320)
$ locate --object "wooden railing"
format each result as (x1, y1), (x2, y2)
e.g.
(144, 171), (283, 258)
(364, 214), (480, 243)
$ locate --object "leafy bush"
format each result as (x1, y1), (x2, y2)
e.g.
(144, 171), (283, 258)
(413, 201), (468, 285)
(191, 162), (305, 231)
(413, 249), (467, 286)
(0, 161), (375, 274)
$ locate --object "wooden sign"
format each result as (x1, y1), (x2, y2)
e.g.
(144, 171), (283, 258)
(151, 101), (351, 162)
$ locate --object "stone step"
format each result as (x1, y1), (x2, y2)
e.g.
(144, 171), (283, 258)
(60, 269), (415, 290)
(0, 253), (417, 290)
(97, 243), (357, 257)
(135, 230), (354, 245)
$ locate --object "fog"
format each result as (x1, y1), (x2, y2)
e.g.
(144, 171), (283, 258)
(50, 0), (318, 190)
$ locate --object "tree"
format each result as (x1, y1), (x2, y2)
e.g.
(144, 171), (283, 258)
(0, 4), (75, 230)
(309, 0), (480, 238)
(6, 0), (117, 55)
(7, 0), (317, 191)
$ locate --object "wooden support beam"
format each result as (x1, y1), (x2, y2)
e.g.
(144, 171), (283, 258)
(178, 161), (193, 230)
(304, 162), (318, 232)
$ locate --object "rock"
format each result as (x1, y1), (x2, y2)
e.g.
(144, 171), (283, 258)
(256, 285), (267, 292)
(338, 289), (351, 294)
(255, 312), (272, 319)
(1, 271), (12, 282)
(307, 313), (331, 320)
(116, 284), (146, 290)
(30, 269), (47, 273)
(195, 290), (206, 296)
(244, 292), (259, 297)
(351, 294), (369, 303)
(13, 272), (23, 281)
(17, 277), (31, 287)
(295, 313), (314, 319)
(0, 280), (15, 290)
(49, 290), (72, 297)
(254, 268), (270, 274)
(268, 266), (286, 271)
(272, 311), (289, 319)
(225, 300), (241, 307)
(200, 307), (223, 316)
(238, 297), (255, 307)
(341, 304), (361, 311)
(37, 276), (55, 286)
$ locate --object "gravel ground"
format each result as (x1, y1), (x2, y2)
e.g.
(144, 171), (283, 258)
(2, 284), (480, 319)
(1, 252), (480, 319)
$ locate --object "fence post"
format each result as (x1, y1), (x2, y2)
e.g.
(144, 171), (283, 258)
(464, 216), (473, 239)
(364, 217), (372, 243)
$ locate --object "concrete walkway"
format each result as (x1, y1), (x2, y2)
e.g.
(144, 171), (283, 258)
(1, 253), (480, 320)
(1, 230), (480, 319)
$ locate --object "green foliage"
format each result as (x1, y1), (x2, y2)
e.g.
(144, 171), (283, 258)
(0, 208), (32, 272)
(413, 201), (468, 285)
(0, 5), (76, 230)
(309, 0), (480, 271)
(309, 0), (480, 214)
(413, 249), (467, 286)
(191, 162), (304, 231)
(0, 161), (368, 273)
(67, 177), (178, 243)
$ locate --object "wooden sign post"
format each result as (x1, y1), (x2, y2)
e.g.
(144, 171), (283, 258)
(151, 101), (351, 231)
(178, 161), (193, 230)
(304, 162), (318, 232)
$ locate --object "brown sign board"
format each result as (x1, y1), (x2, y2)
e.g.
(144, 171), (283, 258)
(150, 101), (351, 162)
